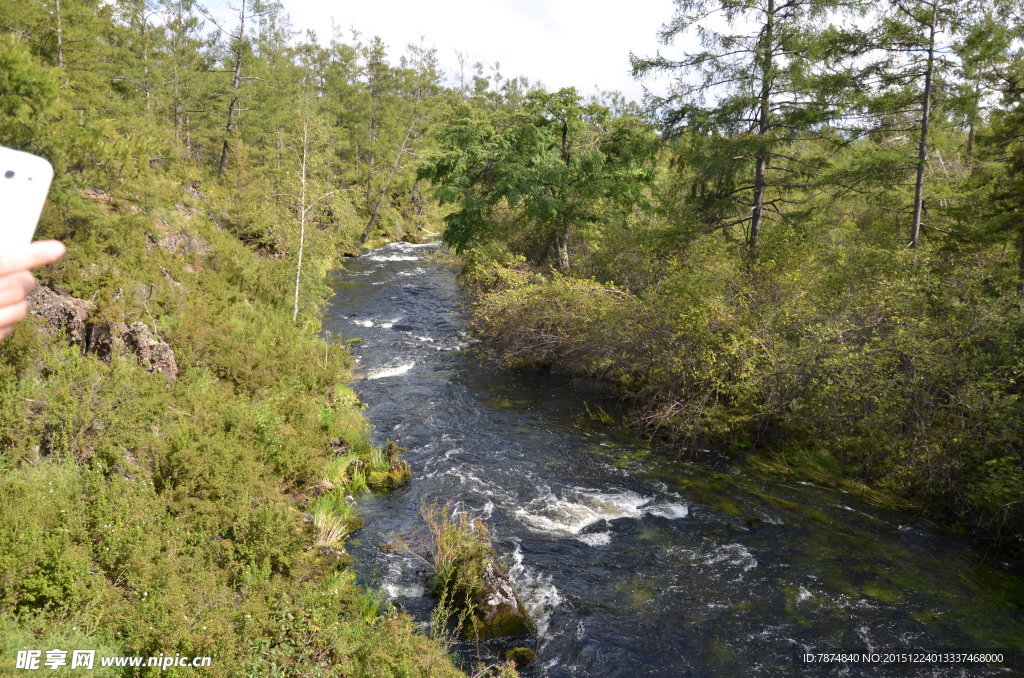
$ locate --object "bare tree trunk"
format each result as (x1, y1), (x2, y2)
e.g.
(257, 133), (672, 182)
(557, 117), (572, 272)
(357, 120), (417, 246)
(276, 127), (283, 170)
(171, 9), (182, 153)
(141, 16), (151, 111)
(172, 56), (181, 139)
(365, 81), (379, 209)
(55, 0), (64, 68)
(910, 3), (937, 250)
(184, 113), (192, 157)
(748, 0), (774, 261)
(556, 225), (571, 272)
(966, 78), (980, 160)
(173, 93), (183, 150)
(219, 0), (246, 178)
(293, 121), (308, 323)
(1018, 228), (1024, 298)
(456, 50), (467, 97)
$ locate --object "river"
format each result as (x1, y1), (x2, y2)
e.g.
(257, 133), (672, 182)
(323, 241), (1023, 677)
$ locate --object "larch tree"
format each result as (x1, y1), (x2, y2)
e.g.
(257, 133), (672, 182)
(858, 0), (973, 249)
(968, 1), (1024, 293)
(356, 40), (442, 245)
(632, 0), (864, 260)
(210, 0), (275, 177)
(160, 0), (206, 158)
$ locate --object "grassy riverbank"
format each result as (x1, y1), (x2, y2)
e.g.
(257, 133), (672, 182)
(0, 26), (475, 677)
(0, 166), (471, 675)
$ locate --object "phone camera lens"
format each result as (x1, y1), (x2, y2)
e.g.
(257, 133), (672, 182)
(3, 170), (13, 179)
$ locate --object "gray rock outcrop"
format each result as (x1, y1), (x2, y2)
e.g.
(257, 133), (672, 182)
(27, 285), (178, 381)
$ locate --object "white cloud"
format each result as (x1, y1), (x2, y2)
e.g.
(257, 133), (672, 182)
(210, 0), (680, 102)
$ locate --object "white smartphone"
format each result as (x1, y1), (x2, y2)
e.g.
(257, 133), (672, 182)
(0, 146), (54, 250)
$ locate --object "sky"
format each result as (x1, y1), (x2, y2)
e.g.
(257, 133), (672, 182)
(213, 0), (680, 103)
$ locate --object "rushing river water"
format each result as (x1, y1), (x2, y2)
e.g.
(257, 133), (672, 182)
(324, 241), (1024, 677)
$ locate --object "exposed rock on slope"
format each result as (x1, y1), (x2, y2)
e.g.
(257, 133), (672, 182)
(25, 284), (94, 346)
(148, 218), (211, 259)
(27, 285), (178, 381)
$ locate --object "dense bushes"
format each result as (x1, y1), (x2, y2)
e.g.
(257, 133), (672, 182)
(463, 236), (1024, 552)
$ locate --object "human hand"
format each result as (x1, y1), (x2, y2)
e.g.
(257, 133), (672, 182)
(0, 240), (66, 340)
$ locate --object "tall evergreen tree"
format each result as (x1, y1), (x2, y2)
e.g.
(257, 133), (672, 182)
(857, 0), (973, 249)
(210, 0), (276, 177)
(160, 0), (206, 158)
(632, 0), (863, 260)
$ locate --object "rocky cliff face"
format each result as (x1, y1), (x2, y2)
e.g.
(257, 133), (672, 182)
(27, 285), (178, 381)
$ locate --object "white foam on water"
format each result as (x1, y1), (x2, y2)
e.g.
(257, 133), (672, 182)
(576, 531), (612, 546)
(514, 488), (688, 544)
(413, 335), (435, 342)
(507, 543), (563, 637)
(647, 503), (690, 519)
(432, 339), (470, 351)
(420, 447), (464, 478)
(673, 541), (758, 582)
(366, 253), (421, 262)
(365, 362), (415, 379)
(857, 625), (875, 653)
(706, 543), (758, 573)
(381, 560), (425, 599)
(352, 319), (374, 327)
(438, 466), (506, 496)
(379, 322), (394, 329)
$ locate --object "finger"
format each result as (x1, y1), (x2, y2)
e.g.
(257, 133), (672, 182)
(0, 272), (35, 306)
(0, 241), (66, 276)
(0, 300), (29, 329)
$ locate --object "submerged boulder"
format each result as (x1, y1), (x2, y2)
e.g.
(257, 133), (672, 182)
(366, 440), (412, 490)
(420, 502), (535, 639)
(504, 647), (536, 667)
(474, 560), (535, 638)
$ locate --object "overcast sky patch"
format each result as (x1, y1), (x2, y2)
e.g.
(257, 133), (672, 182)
(207, 0), (680, 102)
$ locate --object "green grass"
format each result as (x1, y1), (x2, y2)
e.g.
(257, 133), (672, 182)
(0, 169), (465, 676)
